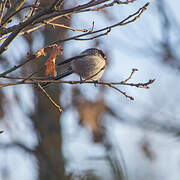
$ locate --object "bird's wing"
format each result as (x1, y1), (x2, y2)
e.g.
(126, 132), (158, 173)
(56, 55), (87, 66)
(41, 69), (74, 88)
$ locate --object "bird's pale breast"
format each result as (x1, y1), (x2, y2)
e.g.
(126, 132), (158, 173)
(72, 55), (106, 80)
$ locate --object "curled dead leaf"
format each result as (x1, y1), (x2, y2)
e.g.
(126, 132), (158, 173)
(45, 45), (63, 77)
(27, 44), (63, 77)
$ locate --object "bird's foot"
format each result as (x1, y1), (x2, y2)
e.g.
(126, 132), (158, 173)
(93, 80), (99, 87)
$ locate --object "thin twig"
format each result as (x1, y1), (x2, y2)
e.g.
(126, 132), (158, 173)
(1, 75), (47, 80)
(54, 0), (65, 10)
(1, 0), (26, 27)
(22, 8), (35, 22)
(0, 0), (109, 37)
(0, 73), (155, 100)
(0, 23), (45, 42)
(0, 56), (34, 77)
(0, 4), (40, 27)
(0, 1), (143, 43)
(50, 0), (64, 10)
(54, 2), (150, 44)
(0, 66), (155, 89)
(21, 65), (45, 82)
(89, 21), (95, 32)
(0, 0), (147, 44)
(0, 0), (62, 54)
(0, 78), (155, 87)
(0, 0), (110, 54)
(29, 0), (39, 17)
(75, 28), (111, 40)
(120, 68), (138, 83)
(115, 0), (136, 5)
(44, 21), (88, 32)
(122, 79), (155, 88)
(33, 0), (110, 25)
(106, 83), (134, 100)
(37, 83), (63, 112)
(0, 0), (8, 25)
(80, 0), (136, 13)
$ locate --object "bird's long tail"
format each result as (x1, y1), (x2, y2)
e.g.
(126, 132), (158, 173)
(41, 69), (74, 88)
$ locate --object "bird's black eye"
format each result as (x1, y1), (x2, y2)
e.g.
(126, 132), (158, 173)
(98, 50), (106, 59)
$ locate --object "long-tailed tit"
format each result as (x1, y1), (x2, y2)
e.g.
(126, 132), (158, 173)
(42, 48), (107, 87)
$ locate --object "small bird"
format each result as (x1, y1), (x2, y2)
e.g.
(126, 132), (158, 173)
(42, 48), (107, 87)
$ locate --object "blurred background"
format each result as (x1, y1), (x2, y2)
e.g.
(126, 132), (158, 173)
(1, 0), (180, 179)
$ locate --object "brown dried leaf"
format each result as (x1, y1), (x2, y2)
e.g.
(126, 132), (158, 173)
(27, 44), (63, 60)
(27, 44), (63, 77)
(36, 47), (48, 58)
(45, 45), (63, 77)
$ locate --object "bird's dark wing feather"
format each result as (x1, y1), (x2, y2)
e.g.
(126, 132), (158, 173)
(41, 69), (74, 88)
(56, 55), (87, 66)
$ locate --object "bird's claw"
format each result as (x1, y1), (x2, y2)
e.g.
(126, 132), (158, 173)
(93, 80), (99, 87)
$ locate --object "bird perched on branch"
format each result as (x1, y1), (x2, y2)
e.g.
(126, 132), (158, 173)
(42, 48), (107, 87)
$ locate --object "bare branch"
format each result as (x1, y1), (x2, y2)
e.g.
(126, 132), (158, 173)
(0, 68), (155, 100)
(37, 83), (63, 112)
(120, 68), (138, 83)
(75, 28), (111, 40)
(53, 0), (65, 10)
(55, 2), (150, 44)
(0, 0), (8, 25)
(115, 0), (136, 4)
(0, 55), (35, 77)
(0, 141), (35, 153)
(0, 0), (109, 38)
(80, 0), (136, 13)
(0, 23), (45, 42)
(105, 83), (134, 100)
(0, 75), (156, 88)
(0, 0), (148, 45)
(29, 0), (40, 17)
(44, 21), (88, 32)
(0, 0), (67, 54)
(1, 0), (26, 27)
(0, 4), (40, 27)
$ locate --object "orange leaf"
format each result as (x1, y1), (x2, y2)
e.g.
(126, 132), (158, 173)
(36, 47), (47, 58)
(27, 44), (63, 77)
(45, 51), (57, 77)
(45, 45), (63, 77)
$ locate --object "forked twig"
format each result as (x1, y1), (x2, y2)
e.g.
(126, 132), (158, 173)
(0, 68), (155, 101)
(44, 21), (88, 32)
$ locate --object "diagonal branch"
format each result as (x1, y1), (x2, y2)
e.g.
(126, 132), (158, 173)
(54, 2), (150, 44)
(0, 141), (35, 153)
(106, 83), (134, 100)
(44, 21), (88, 32)
(37, 83), (63, 112)
(0, 0), (8, 25)
(0, 0), (110, 46)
